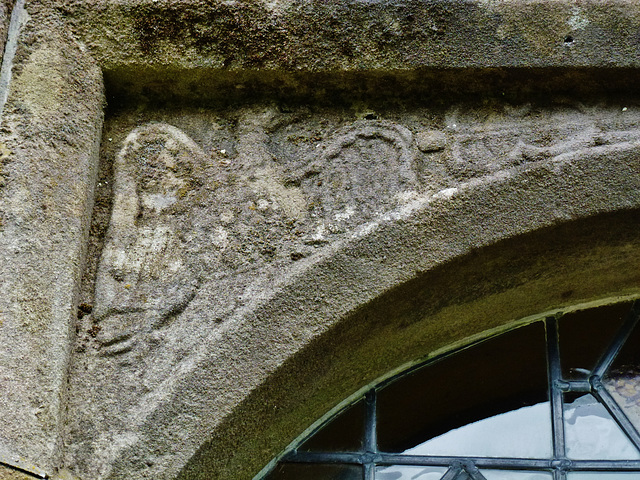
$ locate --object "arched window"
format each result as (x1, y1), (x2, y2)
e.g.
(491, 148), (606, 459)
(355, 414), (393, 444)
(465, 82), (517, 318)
(262, 301), (640, 480)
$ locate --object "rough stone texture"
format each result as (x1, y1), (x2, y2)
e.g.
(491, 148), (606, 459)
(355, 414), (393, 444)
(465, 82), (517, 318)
(0, 465), (35, 480)
(0, 464), (80, 480)
(0, 0), (15, 61)
(60, 0), (640, 105)
(65, 0), (640, 69)
(0, 0), (104, 474)
(0, 0), (638, 479)
(63, 99), (640, 480)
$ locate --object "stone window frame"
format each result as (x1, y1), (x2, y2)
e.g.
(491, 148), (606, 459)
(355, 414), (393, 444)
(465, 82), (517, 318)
(263, 301), (640, 480)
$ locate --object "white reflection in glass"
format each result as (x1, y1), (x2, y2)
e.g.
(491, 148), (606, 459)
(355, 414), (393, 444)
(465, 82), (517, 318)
(378, 397), (640, 480)
(375, 466), (446, 480)
(564, 395), (640, 460)
(404, 402), (552, 458)
(567, 474), (640, 479)
(481, 470), (551, 480)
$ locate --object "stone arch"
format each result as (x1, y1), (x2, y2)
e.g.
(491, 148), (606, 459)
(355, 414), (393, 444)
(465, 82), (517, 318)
(98, 140), (640, 480)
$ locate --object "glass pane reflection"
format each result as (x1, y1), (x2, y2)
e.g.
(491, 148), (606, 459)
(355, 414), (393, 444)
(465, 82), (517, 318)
(603, 313), (640, 436)
(564, 394), (640, 460)
(402, 402), (552, 458)
(299, 399), (365, 452)
(377, 322), (548, 454)
(567, 474), (640, 479)
(604, 367), (640, 439)
(559, 303), (631, 380)
(481, 470), (552, 480)
(271, 302), (640, 480)
(375, 466), (447, 480)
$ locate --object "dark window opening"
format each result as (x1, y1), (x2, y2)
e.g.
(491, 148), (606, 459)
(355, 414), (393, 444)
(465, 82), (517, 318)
(263, 301), (640, 480)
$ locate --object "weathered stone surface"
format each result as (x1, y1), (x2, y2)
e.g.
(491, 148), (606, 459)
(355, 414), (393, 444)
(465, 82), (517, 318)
(61, 99), (640, 479)
(92, 123), (207, 356)
(173, 159), (640, 480)
(0, 0), (636, 479)
(59, 0), (640, 105)
(0, 0), (15, 61)
(65, 0), (640, 70)
(0, 2), (103, 473)
(0, 465), (35, 480)
(416, 129), (447, 153)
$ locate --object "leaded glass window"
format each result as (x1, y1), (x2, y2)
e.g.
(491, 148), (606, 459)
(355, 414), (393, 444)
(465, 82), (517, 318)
(261, 301), (640, 480)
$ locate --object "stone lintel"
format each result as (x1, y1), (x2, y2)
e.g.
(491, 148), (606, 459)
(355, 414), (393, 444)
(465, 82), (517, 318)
(67, 0), (640, 71)
(61, 0), (640, 104)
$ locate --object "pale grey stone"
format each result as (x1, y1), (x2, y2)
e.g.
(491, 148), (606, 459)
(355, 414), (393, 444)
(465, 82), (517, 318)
(65, 102), (640, 480)
(93, 123), (206, 356)
(0, 1), (639, 479)
(0, 7), (103, 474)
(416, 130), (447, 153)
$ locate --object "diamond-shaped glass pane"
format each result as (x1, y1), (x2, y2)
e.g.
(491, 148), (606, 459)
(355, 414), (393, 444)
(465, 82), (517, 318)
(559, 303), (632, 380)
(604, 368), (640, 436)
(564, 394), (640, 460)
(375, 466), (448, 480)
(603, 310), (640, 437)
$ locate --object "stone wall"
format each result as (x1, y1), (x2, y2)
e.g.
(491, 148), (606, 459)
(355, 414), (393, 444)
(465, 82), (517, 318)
(0, 1), (638, 479)
(0, 0), (16, 59)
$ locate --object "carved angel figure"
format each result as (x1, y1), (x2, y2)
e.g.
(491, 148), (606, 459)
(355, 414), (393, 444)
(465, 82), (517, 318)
(92, 123), (205, 356)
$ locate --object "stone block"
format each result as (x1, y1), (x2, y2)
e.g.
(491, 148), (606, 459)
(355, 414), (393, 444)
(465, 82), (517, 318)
(0, 5), (103, 473)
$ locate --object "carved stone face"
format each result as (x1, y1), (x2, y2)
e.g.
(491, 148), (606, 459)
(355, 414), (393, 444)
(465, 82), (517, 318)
(128, 125), (204, 217)
(136, 146), (189, 217)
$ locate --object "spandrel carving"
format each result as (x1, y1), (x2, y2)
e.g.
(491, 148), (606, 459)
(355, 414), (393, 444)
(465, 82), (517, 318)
(87, 113), (435, 358)
(289, 120), (419, 242)
(93, 123), (208, 355)
(90, 115), (317, 358)
(448, 124), (598, 178)
(237, 109), (307, 222)
(86, 105), (640, 360)
(65, 101), (640, 479)
(443, 105), (640, 179)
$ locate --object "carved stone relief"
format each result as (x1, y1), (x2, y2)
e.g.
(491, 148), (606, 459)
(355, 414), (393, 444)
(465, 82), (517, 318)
(66, 102), (640, 477)
(93, 123), (207, 356)
(84, 104), (640, 361)
(443, 105), (640, 179)
(292, 120), (418, 242)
